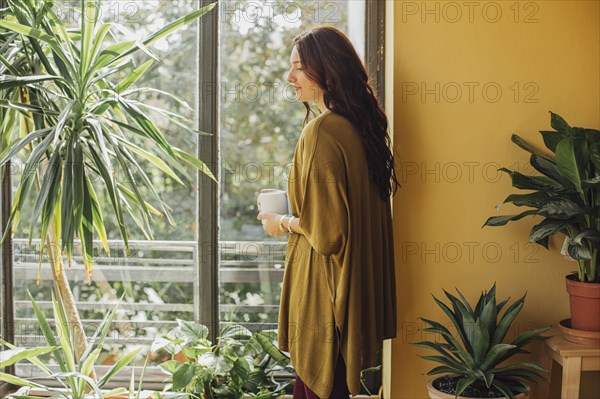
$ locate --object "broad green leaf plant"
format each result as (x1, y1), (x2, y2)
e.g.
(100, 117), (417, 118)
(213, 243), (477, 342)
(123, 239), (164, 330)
(483, 112), (600, 282)
(414, 285), (549, 399)
(0, 288), (143, 399)
(0, 0), (216, 362)
(151, 321), (292, 399)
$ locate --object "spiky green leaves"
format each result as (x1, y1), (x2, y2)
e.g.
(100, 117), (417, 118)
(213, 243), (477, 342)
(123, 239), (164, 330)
(1, 0), (217, 281)
(414, 284), (549, 398)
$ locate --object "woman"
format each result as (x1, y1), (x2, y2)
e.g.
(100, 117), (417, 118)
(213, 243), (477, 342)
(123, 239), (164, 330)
(257, 26), (398, 398)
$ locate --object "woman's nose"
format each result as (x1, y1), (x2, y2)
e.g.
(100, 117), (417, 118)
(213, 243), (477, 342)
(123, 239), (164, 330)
(286, 70), (294, 83)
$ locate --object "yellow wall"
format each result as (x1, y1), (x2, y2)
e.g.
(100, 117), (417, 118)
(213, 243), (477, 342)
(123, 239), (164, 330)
(391, 1), (600, 397)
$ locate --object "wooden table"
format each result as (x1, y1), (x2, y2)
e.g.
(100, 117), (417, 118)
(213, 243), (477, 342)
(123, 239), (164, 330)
(533, 326), (600, 398)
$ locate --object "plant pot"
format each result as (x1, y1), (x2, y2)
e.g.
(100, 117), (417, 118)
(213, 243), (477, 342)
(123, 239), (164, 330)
(566, 274), (600, 332)
(426, 376), (529, 399)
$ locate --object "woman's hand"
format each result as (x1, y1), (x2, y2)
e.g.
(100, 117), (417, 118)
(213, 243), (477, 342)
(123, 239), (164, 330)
(257, 212), (288, 237)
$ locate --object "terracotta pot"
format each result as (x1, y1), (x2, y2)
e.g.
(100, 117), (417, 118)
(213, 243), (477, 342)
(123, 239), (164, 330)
(426, 377), (529, 399)
(566, 274), (600, 332)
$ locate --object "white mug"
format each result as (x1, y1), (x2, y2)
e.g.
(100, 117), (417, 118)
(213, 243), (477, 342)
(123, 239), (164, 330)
(257, 191), (290, 225)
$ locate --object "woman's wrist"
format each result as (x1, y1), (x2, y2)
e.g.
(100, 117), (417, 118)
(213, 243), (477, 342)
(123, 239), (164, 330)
(278, 215), (287, 233)
(287, 216), (295, 233)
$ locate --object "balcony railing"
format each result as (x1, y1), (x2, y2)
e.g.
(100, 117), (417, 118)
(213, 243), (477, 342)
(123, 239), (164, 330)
(11, 237), (287, 352)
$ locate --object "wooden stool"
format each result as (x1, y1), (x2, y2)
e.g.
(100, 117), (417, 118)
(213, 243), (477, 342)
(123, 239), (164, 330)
(533, 326), (600, 398)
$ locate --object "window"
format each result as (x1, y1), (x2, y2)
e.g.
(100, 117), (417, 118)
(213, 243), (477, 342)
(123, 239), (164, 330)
(1, 0), (386, 392)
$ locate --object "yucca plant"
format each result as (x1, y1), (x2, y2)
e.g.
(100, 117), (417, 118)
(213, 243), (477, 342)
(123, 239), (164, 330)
(482, 112), (600, 282)
(0, 0), (216, 362)
(413, 285), (549, 399)
(0, 287), (141, 399)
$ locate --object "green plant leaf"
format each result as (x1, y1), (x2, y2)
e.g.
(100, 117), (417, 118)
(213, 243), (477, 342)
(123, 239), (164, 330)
(0, 127), (52, 167)
(0, 346), (57, 368)
(510, 327), (550, 348)
(140, 2), (216, 47)
(426, 366), (458, 375)
(492, 295), (525, 346)
(0, 20), (74, 73)
(550, 112), (572, 135)
(495, 192), (549, 210)
(255, 331), (289, 365)
(555, 136), (588, 195)
(420, 355), (467, 373)
(0, 372), (46, 388)
(172, 146), (217, 182)
(479, 297), (497, 341)
(529, 218), (566, 243)
(567, 243), (592, 260)
(0, 74), (62, 89)
(0, 99), (60, 116)
(537, 197), (587, 219)
(573, 229), (600, 244)
(470, 318), (490, 365)
(540, 130), (566, 152)
(511, 134), (552, 160)
(220, 324), (252, 340)
(114, 59), (154, 93)
(177, 319), (209, 342)
(97, 348), (141, 388)
(482, 210), (537, 227)
(589, 142), (600, 172)
(172, 363), (196, 391)
(498, 167), (564, 191)
(479, 344), (516, 370)
(492, 379), (515, 399)
(455, 375), (478, 397)
(158, 360), (180, 374)
(431, 295), (473, 358)
(529, 154), (564, 183)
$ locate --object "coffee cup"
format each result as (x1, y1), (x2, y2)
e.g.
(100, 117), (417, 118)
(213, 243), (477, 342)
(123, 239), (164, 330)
(257, 191), (290, 225)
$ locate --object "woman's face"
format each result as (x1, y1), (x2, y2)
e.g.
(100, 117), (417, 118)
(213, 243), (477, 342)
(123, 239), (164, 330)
(286, 46), (322, 104)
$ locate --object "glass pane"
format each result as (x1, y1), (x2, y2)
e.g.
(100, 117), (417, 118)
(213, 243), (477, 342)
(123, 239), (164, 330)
(218, 0), (364, 328)
(11, 0), (199, 374)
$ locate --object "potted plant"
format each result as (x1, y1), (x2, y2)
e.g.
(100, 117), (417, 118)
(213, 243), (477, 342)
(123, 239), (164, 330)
(151, 320), (292, 399)
(413, 284), (549, 399)
(0, 0), (216, 363)
(483, 112), (600, 332)
(0, 287), (144, 398)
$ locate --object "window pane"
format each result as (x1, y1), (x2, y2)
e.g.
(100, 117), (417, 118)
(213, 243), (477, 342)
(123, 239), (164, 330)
(11, 0), (199, 374)
(218, 0), (365, 329)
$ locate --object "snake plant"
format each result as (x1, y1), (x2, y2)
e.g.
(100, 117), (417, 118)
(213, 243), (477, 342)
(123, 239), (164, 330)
(414, 284), (549, 398)
(483, 112), (600, 282)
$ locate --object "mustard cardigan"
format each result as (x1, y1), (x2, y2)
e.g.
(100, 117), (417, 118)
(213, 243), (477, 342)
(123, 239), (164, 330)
(278, 109), (397, 397)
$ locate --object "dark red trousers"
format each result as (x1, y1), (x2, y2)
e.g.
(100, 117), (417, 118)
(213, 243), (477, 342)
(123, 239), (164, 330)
(293, 351), (350, 399)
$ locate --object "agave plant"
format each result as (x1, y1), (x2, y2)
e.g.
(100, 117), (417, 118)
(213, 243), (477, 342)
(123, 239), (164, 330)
(0, 287), (141, 399)
(413, 285), (549, 399)
(0, 0), (216, 360)
(483, 112), (600, 283)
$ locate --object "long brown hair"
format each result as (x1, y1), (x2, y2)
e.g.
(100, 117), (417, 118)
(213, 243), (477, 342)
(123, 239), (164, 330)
(293, 26), (400, 199)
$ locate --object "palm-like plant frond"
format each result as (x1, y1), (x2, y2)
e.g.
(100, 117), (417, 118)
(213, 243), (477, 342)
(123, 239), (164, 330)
(0, 0), (217, 282)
